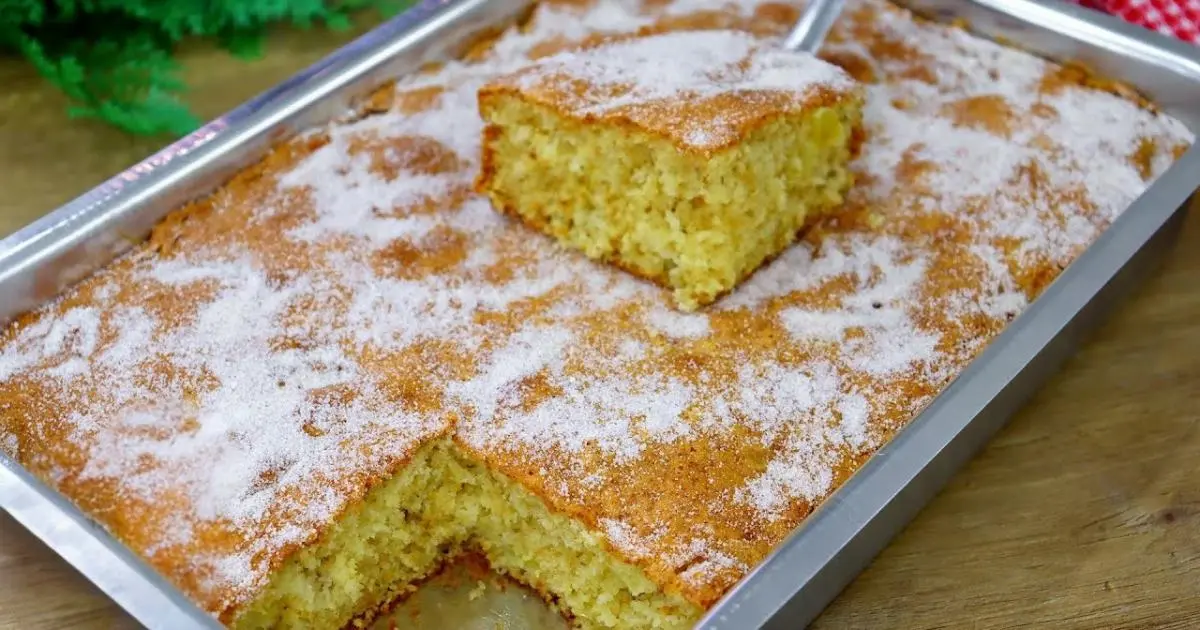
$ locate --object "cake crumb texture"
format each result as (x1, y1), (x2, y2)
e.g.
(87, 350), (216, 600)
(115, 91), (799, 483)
(476, 30), (866, 310)
(0, 0), (1193, 628)
(232, 440), (699, 629)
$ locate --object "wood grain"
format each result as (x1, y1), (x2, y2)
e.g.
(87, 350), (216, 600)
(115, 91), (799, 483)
(1, 28), (1198, 630)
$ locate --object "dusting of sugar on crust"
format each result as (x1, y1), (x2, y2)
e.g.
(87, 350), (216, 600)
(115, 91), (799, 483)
(493, 28), (859, 150)
(0, 0), (1193, 618)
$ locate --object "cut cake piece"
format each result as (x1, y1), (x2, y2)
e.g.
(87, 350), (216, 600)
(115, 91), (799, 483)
(476, 29), (865, 311)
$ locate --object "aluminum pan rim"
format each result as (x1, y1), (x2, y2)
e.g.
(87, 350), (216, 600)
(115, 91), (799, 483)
(0, 1), (1197, 629)
(700, 0), (1200, 626)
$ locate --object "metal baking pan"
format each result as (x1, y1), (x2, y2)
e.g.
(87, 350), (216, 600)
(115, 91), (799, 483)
(1, 0), (1197, 628)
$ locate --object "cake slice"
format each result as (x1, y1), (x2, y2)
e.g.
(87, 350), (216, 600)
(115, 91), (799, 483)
(475, 29), (865, 311)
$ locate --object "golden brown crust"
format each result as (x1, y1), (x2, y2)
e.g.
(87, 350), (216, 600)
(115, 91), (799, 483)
(475, 36), (863, 159)
(473, 97), (504, 198)
(0, 0), (1191, 624)
(0, 130), (457, 622)
(477, 81), (862, 157)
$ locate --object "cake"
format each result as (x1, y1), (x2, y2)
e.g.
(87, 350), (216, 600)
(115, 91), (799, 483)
(0, 0), (1192, 629)
(475, 29), (866, 311)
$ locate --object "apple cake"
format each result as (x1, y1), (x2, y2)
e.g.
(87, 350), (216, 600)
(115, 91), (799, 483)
(0, 0), (1191, 629)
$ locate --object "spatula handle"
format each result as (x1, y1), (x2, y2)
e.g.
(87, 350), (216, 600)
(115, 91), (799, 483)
(784, 0), (848, 53)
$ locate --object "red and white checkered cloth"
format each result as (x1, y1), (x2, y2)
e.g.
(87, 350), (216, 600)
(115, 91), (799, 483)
(1072, 0), (1200, 44)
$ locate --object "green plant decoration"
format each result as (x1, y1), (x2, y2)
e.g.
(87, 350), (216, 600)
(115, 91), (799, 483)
(0, 0), (412, 136)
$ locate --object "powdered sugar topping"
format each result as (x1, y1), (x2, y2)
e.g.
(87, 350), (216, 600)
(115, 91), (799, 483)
(0, 0), (1192, 611)
(509, 28), (858, 148)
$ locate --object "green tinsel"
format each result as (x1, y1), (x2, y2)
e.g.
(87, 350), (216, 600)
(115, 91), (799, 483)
(0, 0), (412, 136)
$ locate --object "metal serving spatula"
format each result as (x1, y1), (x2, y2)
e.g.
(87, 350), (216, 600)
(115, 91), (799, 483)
(784, 0), (848, 53)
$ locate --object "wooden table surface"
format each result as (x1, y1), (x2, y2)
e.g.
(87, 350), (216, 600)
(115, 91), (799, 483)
(1, 28), (1199, 630)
